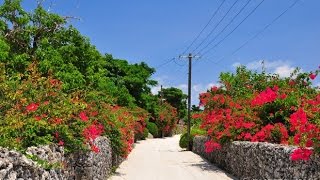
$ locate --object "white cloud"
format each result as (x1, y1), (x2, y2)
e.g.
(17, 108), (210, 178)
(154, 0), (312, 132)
(232, 60), (299, 78)
(232, 62), (241, 68)
(274, 65), (295, 78)
(189, 83), (220, 105)
(151, 86), (161, 95)
(150, 76), (169, 95)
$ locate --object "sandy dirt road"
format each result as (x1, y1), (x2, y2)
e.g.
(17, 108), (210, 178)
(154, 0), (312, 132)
(109, 135), (235, 180)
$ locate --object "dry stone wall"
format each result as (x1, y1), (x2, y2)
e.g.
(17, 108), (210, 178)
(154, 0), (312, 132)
(0, 136), (122, 180)
(193, 136), (320, 179)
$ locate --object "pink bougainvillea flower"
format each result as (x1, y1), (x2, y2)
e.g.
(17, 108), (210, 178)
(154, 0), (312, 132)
(309, 73), (317, 80)
(26, 103), (39, 112)
(211, 86), (219, 92)
(58, 140), (64, 146)
(290, 148), (313, 161)
(54, 132), (59, 139)
(79, 111), (89, 121)
(43, 101), (50, 105)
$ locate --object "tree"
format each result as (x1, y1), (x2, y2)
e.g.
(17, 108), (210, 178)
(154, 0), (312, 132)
(161, 87), (187, 119)
(0, 0), (158, 107)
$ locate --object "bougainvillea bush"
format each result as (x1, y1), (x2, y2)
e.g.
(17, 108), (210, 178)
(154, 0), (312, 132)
(0, 63), (148, 157)
(156, 102), (178, 137)
(194, 66), (320, 161)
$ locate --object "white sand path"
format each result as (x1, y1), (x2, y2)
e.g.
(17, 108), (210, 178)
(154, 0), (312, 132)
(109, 135), (236, 180)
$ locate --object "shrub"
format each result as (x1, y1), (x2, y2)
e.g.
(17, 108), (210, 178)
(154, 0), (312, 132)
(0, 63), (147, 157)
(191, 128), (206, 136)
(196, 66), (320, 161)
(156, 102), (178, 137)
(179, 133), (193, 149)
(142, 128), (149, 140)
(147, 122), (159, 138)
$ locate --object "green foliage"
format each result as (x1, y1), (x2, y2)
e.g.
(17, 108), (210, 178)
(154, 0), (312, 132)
(146, 122), (159, 138)
(179, 127), (205, 149)
(142, 128), (149, 140)
(0, 1), (181, 158)
(191, 127), (206, 136)
(156, 102), (178, 137)
(179, 133), (193, 149)
(161, 87), (187, 119)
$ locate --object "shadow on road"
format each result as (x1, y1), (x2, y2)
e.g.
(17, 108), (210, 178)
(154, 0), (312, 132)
(184, 156), (238, 180)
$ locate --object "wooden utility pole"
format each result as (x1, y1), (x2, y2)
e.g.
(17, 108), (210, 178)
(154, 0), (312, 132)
(160, 85), (163, 105)
(262, 60), (266, 73)
(179, 53), (199, 151)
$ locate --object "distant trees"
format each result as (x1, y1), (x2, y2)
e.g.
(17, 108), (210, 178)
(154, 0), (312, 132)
(160, 87), (187, 119)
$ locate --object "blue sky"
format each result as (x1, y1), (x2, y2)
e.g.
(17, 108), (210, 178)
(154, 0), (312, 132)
(22, 0), (320, 105)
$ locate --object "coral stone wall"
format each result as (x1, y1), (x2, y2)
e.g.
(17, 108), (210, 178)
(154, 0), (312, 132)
(0, 136), (122, 180)
(193, 136), (320, 180)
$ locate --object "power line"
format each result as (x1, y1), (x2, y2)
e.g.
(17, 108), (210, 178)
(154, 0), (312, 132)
(173, 58), (186, 67)
(195, 0), (252, 56)
(154, 58), (176, 69)
(206, 0), (300, 65)
(199, 0), (265, 57)
(181, 0), (226, 55)
(191, 0), (240, 54)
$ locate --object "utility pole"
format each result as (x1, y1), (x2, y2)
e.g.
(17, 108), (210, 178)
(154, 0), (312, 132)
(160, 85), (164, 137)
(262, 60), (266, 73)
(179, 53), (199, 151)
(160, 85), (163, 105)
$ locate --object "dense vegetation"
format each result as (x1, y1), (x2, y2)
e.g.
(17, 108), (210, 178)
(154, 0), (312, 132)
(194, 66), (320, 161)
(0, 0), (184, 156)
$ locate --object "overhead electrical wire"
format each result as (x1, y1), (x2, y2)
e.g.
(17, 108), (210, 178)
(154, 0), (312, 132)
(205, 0), (300, 65)
(154, 58), (176, 69)
(195, 0), (253, 56)
(199, 0), (265, 57)
(181, 0), (226, 55)
(191, 0), (240, 54)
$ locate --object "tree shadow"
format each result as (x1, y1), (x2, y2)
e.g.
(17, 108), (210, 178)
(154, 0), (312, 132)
(184, 156), (238, 180)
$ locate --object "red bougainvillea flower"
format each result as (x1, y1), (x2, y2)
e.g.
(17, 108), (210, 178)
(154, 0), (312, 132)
(280, 94), (287, 100)
(309, 73), (317, 80)
(290, 108), (308, 132)
(58, 140), (64, 146)
(204, 140), (221, 153)
(91, 145), (100, 153)
(211, 86), (219, 92)
(289, 80), (295, 86)
(290, 148), (313, 161)
(251, 87), (278, 106)
(83, 123), (104, 141)
(26, 103), (39, 112)
(50, 79), (61, 86)
(79, 111), (89, 122)
(51, 118), (63, 125)
(90, 111), (98, 117)
(34, 116), (42, 121)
